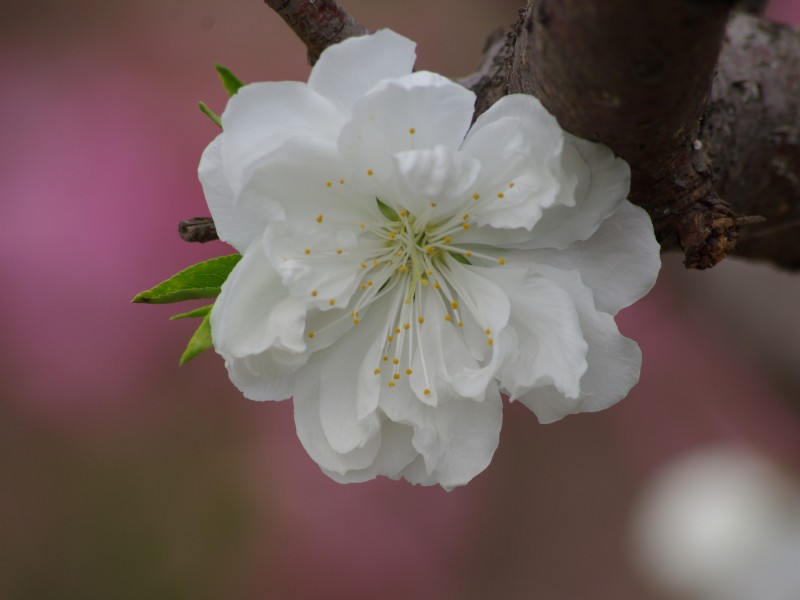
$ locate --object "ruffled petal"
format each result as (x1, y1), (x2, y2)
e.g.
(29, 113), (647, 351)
(293, 373), (382, 475)
(516, 264), (642, 424)
(220, 82), (344, 192)
(210, 238), (306, 360)
(324, 420), (418, 483)
(381, 381), (503, 489)
(479, 265), (588, 400)
(526, 200), (661, 315)
(308, 29), (417, 114)
(391, 145), (480, 216)
(510, 135), (631, 249)
(338, 71), (476, 192)
(198, 136), (266, 253)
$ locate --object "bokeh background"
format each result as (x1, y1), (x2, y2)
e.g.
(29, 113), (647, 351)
(2, 1), (799, 598)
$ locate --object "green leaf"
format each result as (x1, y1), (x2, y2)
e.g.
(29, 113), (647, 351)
(198, 101), (222, 128)
(170, 304), (213, 320)
(132, 254), (241, 304)
(376, 198), (399, 222)
(215, 65), (244, 97)
(179, 313), (212, 365)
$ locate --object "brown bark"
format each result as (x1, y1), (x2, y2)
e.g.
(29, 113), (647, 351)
(182, 0), (800, 272)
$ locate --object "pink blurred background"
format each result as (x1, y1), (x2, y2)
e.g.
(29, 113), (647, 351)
(1, 1), (798, 598)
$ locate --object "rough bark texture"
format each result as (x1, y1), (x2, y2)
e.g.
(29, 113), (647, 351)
(183, 0), (800, 272)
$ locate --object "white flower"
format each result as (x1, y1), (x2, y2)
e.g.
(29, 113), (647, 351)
(199, 29), (660, 488)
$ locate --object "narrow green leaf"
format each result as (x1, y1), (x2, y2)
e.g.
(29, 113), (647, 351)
(215, 65), (244, 97)
(450, 252), (472, 265)
(132, 254), (241, 304)
(170, 304), (213, 320)
(198, 101), (222, 128)
(179, 313), (212, 365)
(376, 198), (399, 222)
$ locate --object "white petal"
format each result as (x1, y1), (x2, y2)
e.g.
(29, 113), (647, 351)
(338, 71), (476, 189)
(220, 82), (344, 193)
(293, 373), (382, 475)
(481, 265), (588, 400)
(512, 135), (632, 249)
(239, 136), (373, 226)
(308, 29), (417, 114)
(380, 382), (503, 489)
(527, 200), (661, 315)
(516, 264), (641, 424)
(391, 146), (480, 215)
(324, 420), (418, 483)
(198, 136), (265, 253)
(210, 238), (306, 359)
(222, 353), (296, 401)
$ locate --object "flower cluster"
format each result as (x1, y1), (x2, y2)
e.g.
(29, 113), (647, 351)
(200, 30), (660, 488)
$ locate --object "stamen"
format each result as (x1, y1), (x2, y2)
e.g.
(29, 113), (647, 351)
(325, 181), (332, 188)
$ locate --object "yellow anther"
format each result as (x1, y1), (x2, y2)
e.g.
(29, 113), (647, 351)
(498, 257), (506, 265)
(373, 260), (379, 268)
(508, 182), (515, 188)
(451, 300), (459, 309)
(339, 178), (345, 185)
(360, 284), (366, 290)
(316, 214), (324, 223)
(304, 248), (311, 255)
(433, 282), (440, 289)
(497, 192), (505, 199)
(393, 373), (401, 380)
(408, 127), (416, 135)
(417, 316), (425, 324)
(394, 327), (401, 334)
(398, 265), (408, 273)
(462, 223), (470, 230)
(403, 323), (410, 330)
(430, 202), (437, 208)
(465, 251), (473, 258)
(367, 169), (374, 176)
(387, 335), (394, 342)
(421, 279), (429, 287)
(388, 232), (396, 240)
(487, 338), (494, 346)
(444, 314), (452, 322)
(374, 368), (381, 375)
(329, 299), (335, 306)
(352, 318), (360, 324)
(388, 381), (396, 388)
(458, 321), (464, 328)
(426, 246), (435, 255)
(307, 331), (315, 338)
(392, 358), (400, 365)
(405, 368), (413, 375)
(443, 236), (452, 244)
(383, 356), (389, 362)
(360, 262), (367, 269)
(472, 193), (480, 200)
(359, 223), (365, 229)
(325, 181), (332, 188)
(367, 280), (374, 286)
(426, 268), (433, 276)
(336, 248), (343, 255)
(399, 210), (408, 218)
(423, 388), (431, 396)
(310, 290), (318, 297)
(463, 214), (470, 220)
(485, 328), (492, 335)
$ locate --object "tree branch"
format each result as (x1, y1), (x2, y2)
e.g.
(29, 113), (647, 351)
(263, 0), (368, 64)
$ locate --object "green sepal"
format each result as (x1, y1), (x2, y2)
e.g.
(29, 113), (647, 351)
(215, 65), (244, 97)
(179, 313), (212, 365)
(132, 254), (241, 304)
(198, 101), (222, 128)
(170, 304), (213, 320)
(376, 198), (399, 222)
(450, 252), (472, 265)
